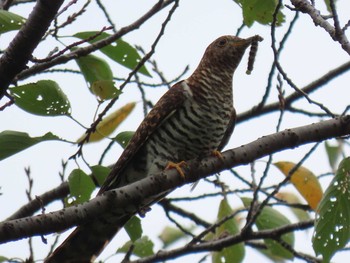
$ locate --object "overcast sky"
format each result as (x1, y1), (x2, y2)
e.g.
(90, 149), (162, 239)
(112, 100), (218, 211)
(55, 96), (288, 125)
(1, 0), (350, 262)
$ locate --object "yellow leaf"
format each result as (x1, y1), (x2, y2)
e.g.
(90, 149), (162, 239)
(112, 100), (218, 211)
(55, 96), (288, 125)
(77, 102), (136, 143)
(274, 161), (323, 210)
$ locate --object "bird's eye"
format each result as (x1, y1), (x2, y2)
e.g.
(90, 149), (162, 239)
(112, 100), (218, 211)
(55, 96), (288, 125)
(217, 38), (227, 47)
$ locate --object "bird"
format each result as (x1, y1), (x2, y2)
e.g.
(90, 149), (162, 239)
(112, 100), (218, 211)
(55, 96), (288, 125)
(45, 34), (262, 263)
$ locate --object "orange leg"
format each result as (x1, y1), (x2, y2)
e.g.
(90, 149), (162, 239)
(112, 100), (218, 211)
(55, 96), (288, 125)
(165, 161), (187, 179)
(212, 150), (224, 161)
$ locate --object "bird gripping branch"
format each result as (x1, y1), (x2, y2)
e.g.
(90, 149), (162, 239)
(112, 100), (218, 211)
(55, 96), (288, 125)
(46, 34), (263, 263)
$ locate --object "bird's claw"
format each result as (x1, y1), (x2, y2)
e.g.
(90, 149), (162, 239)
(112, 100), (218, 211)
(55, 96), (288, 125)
(166, 161), (187, 179)
(212, 150), (224, 162)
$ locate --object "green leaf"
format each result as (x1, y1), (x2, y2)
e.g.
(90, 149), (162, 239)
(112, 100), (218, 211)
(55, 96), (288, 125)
(235, 0), (285, 27)
(74, 51), (119, 100)
(74, 31), (151, 76)
(0, 130), (60, 161)
(325, 140), (342, 171)
(125, 216), (142, 242)
(10, 80), (71, 116)
(91, 80), (120, 100)
(67, 169), (95, 205)
(212, 198), (245, 263)
(90, 165), (111, 186)
(0, 10), (26, 34)
(75, 54), (113, 84)
(242, 198), (294, 260)
(313, 157), (350, 263)
(0, 255), (9, 263)
(159, 226), (189, 248)
(115, 131), (135, 149)
(117, 236), (154, 258)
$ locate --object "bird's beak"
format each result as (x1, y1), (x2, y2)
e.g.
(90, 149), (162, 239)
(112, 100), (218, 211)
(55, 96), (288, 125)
(235, 35), (264, 48)
(246, 35), (264, 44)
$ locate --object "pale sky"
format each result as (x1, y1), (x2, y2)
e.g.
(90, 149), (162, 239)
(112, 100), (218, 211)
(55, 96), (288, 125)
(1, 0), (350, 262)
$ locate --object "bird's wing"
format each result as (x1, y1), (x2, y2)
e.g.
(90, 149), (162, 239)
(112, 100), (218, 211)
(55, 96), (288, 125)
(98, 80), (189, 194)
(217, 108), (236, 151)
(45, 81), (190, 263)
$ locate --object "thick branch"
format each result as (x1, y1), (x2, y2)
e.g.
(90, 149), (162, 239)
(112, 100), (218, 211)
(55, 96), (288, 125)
(0, 116), (349, 243)
(6, 182), (69, 221)
(0, 0), (64, 99)
(7, 60), (350, 220)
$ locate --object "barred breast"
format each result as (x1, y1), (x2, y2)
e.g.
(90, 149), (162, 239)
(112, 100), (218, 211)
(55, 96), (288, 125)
(144, 78), (233, 176)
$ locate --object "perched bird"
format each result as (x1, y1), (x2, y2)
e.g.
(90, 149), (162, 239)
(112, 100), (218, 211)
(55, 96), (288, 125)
(46, 35), (262, 263)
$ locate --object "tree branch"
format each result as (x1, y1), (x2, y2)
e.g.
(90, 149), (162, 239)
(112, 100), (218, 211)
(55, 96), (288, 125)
(14, 0), (176, 82)
(290, 0), (350, 54)
(0, 0), (65, 99)
(159, 198), (211, 228)
(7, 58), (350, 220)
(237, 60), (350, 123)
(0, 116), (350, 243)
(6, 182), (69, 221)
(131, 220), (314, 263)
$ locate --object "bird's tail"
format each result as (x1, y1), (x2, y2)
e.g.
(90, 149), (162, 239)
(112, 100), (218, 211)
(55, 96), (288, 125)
(45, 216), (130, 263)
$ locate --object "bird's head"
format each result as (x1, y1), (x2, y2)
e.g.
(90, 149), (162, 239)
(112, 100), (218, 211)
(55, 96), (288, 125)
(199, 35), (263, 74)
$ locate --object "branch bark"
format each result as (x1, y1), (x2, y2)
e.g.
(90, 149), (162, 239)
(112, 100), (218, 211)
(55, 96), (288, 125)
(6, 182), (69, 221)
(0, 116), (349, 243)
(6, 58), (350, 221)
(290, 0), (350, 55)
(0, 0), (65, 99)
(132, 220), (315, 263)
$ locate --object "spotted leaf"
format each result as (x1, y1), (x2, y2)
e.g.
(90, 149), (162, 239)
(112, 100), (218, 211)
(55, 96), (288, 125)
(313, 157), (350, 263)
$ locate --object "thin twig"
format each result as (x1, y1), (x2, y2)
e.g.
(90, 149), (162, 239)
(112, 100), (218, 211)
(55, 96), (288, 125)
(34, 26), (113, 62)
(254, 11), (299, 113)
(15, 0), (177, 82)
(131, 220), (314, 263)
(44, 0), (91, 39)
(237, 60), (350, 123)
(159, 199), (211, 228)
(329, 0), (342, 38)
(96, 0), (117, 33)
(290, 0), (350, 54)
(248, 143), (320, 231)
(271, 0), (335, 118)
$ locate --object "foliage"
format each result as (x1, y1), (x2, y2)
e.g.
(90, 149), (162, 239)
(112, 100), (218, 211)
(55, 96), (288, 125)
(274, 161), (323, 210)
(67, 169), (95, 205)
(0, 130), (62, 161)
(1, 0), (350, 263)
(10, 80), (71, 116)
(313, 158), (350, 263)
(242, 198), (295, 260)
(211, 198), (245, 263)
(74, 31), (151, 77)
(76, 102), (135, 143)
(0, 10), (25, 34)
(233, 0), (285, 27)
